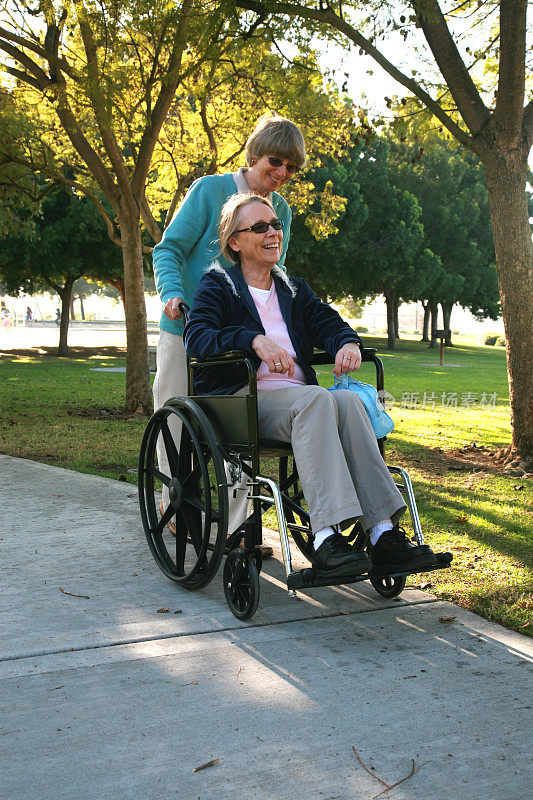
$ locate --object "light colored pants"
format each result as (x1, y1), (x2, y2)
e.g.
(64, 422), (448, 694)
(256, 385), (406, 533)
(152, 330), (250, 534)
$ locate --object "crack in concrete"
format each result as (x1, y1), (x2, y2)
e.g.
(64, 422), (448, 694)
(1, 597), (438, 664)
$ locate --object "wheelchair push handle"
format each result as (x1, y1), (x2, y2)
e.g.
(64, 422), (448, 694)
(178, 302), (190, 324)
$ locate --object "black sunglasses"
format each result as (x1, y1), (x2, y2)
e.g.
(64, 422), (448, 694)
(234, 218), (284, 235)
(267, 156), (300, 174)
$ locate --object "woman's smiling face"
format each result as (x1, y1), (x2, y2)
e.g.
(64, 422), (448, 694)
(250, 154), (295, 194)
(229, 202), (283, 269)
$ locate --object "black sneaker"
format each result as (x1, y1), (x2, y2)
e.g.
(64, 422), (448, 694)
(369, 526), (437, 574)
(312, 532), (371, 577)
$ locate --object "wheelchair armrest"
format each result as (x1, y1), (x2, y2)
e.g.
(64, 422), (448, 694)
(189, 347), (383, 396)
(189, 350), (249, 366)
(311, 349), (334, 366)
(187, 350), (258, 398)
(361, 348), (377, 362)
(311, 347), (377, 366)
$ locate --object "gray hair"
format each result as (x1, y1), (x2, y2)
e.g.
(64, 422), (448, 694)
(219, 192), (275, 264)
(245, 113), (306, 168)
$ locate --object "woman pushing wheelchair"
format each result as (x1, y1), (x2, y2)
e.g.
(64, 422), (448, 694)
(184, 192), (438, 578)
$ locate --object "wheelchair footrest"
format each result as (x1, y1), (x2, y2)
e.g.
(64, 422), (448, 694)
(287, 569), (370, 590)
(287, 552), (453, 590)
(370, 551), (454, 579)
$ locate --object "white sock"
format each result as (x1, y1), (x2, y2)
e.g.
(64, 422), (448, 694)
(369, 519), (393, 546)
(313, 526), (336, 550)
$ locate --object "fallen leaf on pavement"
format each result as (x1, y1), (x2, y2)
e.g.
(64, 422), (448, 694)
(156, 607), (170, 613)
(192, 758), (221, 773)
(440, 616), (456, 624)
(59, 587), (89, 599)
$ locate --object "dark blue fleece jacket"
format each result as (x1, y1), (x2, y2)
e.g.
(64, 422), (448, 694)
(184, 263), (363, 395)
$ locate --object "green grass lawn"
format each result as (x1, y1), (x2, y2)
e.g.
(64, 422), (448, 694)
(1, 337), (531, 636)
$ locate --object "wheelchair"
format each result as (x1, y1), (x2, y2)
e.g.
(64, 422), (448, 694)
(139, 314), (452, 621)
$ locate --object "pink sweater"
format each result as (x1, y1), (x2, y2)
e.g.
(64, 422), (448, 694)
(248, 283), (307, 390)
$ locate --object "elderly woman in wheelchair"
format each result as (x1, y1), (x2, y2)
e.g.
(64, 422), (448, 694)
(187, 192), (439, 565)
(139, 192), (451, 619)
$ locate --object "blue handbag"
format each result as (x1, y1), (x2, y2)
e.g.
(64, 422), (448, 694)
(328, 374), (394, 438)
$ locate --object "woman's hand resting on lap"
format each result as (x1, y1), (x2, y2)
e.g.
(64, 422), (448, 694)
(333, 342), (362, 377)
(252, 334), (295, 377)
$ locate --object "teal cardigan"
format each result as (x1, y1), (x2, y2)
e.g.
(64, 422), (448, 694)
(153, 173), (292, 336)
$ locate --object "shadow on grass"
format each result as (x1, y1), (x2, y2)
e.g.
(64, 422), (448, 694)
(373, 439), (532, 569)
(0, 345), (127, 360)
(420, 480), (532, 563)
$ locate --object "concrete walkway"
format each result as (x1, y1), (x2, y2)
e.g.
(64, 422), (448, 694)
(1, 454), (531, 800)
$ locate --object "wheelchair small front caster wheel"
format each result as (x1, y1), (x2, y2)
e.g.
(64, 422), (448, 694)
(370, 573), (406, 599)
(223, 550), (260, 620)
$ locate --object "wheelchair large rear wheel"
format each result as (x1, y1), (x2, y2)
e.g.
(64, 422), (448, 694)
(139, 398), (228, 590)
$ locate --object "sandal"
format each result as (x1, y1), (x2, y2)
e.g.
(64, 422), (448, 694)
(159, 500), (176, 537)
(239, 541), (274, 558)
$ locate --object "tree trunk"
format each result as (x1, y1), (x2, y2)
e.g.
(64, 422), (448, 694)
(394, 298), (400, 340)
(482, 145), (533, 468)
(441, 301), (453, 346)
(108, 278), (126, 309)
(57, 277), (76, 356)
(80, 297), (85, 321)
(117, 207), (152, 415)
(421, 300), (430, 341)
(429, 298), (439, 349)
(383, 286), (397, 350)
(70, 296), (75, 321)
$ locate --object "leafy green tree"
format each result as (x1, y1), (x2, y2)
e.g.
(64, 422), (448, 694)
(0, 89), (42, 239)
(0, 1), (224, 411)
(387, 120), (500, 345)
(287, 147), (367, 296)
(0, 185), (124, 354)
(234, 0), (533, 468)
(0, 3), (356, 411)
(289, 138), (441, 349)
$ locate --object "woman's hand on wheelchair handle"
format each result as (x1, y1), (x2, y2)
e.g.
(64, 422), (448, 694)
(333, 342), (362, 377)
(163, 296), (185, 320)
(252, 334), (296, 377)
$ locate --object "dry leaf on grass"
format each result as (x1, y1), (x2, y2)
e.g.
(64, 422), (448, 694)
(419, 580), (432, 590)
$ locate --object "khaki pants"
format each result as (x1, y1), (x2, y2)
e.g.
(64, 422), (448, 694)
(256, 385), (405, 533)
(152, 330), (250, 534)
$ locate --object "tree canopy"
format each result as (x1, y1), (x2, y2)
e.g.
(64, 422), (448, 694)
(231, 0), (533, 466)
